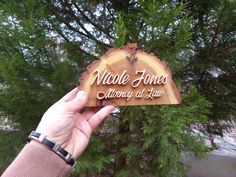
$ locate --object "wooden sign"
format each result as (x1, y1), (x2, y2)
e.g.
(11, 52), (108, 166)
(79, 43), (182, 107)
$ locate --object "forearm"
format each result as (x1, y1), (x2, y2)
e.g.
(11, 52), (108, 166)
(1, 141), (72, 177)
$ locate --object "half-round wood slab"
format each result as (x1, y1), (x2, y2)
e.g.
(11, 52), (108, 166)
(78, 44), (182, 107)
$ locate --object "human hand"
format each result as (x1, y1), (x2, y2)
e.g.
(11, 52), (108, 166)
(36, 87), (114, 159)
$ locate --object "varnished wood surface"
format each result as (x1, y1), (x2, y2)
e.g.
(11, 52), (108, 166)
(79, 44), (182, 107)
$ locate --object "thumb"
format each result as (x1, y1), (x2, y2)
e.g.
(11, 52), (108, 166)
(64, 91), (88, 112)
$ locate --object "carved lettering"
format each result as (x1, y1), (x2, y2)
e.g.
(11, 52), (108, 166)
(135, 89), (145, 98)
(91, 69), (129, 85)
(90, 69), (168, 101)
(146, 88), (163, 99)
(131, 70), (168, 88)
(97, 88), (133, 101)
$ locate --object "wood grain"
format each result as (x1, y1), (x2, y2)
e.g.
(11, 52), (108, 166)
(78, 44), (182, 107)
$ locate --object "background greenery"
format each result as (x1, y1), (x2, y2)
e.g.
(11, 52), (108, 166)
(0, 0), (235, 176)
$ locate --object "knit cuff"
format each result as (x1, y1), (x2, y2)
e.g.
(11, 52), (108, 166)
(2, 141), (72, 177)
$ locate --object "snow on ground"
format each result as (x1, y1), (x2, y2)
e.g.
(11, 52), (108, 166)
(192, 125), (236, 158)
(187, 126), (236, 177)
(211, 133), (236, 158)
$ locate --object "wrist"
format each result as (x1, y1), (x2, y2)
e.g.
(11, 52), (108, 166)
(27, 131), (76, 168)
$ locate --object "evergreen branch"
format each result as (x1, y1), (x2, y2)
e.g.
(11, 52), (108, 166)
(71, 1), (114, 40)
(61, 1), (107, 44)
(209, 24), (220, 53)
(52, 24), (97, 59)
(41, 47), (55, 71)
(0, 46), (11, 58)
(48, 3), (111, 49)
(105, 2), (116, 23)
(196, 70), (207, 90)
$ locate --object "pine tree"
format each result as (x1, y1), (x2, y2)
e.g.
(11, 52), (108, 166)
(0, 0), (234, 176)
(0, 0), (80, 168)
(182, 0), (236, 138)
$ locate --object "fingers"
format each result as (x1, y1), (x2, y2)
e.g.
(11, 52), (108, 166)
(80, 107), (102, 120)
(59, 87), (78, 103)
(88, 105), (114, 130)
(64, 91), (88, 112)
(81, 110), (96, 120)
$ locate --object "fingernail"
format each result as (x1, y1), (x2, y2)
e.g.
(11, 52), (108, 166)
(108, 105), (115, 111)
(77, 91), (86, 97)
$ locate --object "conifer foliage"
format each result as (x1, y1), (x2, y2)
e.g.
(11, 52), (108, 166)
(0, 0), (235, 176)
